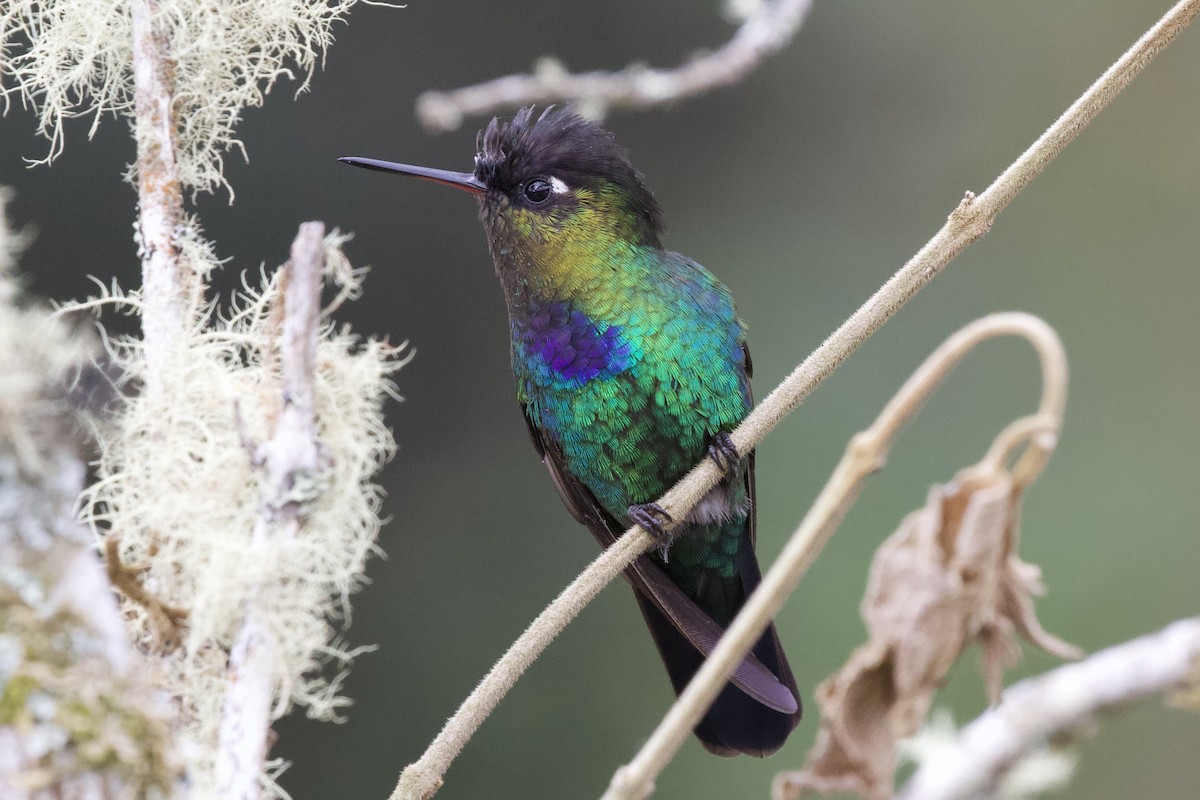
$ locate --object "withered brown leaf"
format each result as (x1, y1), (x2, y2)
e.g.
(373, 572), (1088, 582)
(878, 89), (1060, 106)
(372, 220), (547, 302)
(775, 470), (1082, 800)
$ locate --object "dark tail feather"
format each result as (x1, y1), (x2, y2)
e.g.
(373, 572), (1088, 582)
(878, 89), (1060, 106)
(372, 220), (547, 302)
(633, 591), (802, 757)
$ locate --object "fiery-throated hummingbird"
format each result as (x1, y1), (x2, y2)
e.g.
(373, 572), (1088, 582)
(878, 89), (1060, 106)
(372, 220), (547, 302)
(341, 107), (801, 756)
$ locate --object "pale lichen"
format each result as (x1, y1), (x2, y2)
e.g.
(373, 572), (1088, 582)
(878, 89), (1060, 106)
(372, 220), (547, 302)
(0, 192), (180, 799)
(898, 709), (1078, 800)
(71, 229), (406, 798)
(3, 5), (407, 795)
(1, 0), (390, 196)
(0, 596), (179, 797)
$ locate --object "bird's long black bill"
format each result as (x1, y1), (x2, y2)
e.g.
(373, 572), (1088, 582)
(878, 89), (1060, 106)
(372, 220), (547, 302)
(338, 156), (486, 195)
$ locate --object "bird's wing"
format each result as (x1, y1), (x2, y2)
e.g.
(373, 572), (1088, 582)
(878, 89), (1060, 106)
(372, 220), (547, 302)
(521, 404), (797, 714)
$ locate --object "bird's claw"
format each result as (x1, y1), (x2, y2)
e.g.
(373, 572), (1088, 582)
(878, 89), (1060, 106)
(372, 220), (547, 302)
(706, 431), (740, 474)
(628, 502), (674, 541)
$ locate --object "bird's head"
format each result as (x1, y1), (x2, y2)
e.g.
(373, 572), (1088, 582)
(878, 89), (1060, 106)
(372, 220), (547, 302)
(341, 107), (663, 291)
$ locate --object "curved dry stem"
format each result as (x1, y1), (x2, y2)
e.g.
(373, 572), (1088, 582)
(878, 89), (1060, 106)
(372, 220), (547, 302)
(391, 2), (1199, 797)
(415, 0), (814, 132)
(974, 414), (1060, 492)
(867, 314), (1065, 449)
(602, 312), (1068, 800)
(866, 313), (1066, 489)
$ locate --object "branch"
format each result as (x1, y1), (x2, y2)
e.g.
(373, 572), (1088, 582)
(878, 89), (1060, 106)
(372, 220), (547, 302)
(415, 0), (814, 132)
(897, 615), (1200, 800)
(392, 2), (1200, 797)
(0, 463), (180, 800)
(131, 0), (197, 383)
(605, 313), (1068, 800)
(0, 194), (179, 798)
(864, 313), (1066, 493)
(215, 221), (328, 800)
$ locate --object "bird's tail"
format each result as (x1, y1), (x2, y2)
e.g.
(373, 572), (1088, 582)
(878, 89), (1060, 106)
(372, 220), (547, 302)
(633, 589), (801, 757)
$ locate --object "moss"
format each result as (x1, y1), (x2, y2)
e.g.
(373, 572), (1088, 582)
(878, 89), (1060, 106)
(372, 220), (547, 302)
(0, 589), (179, 794)
(0, 673), (38, 724)
(59, 694), (177, 791)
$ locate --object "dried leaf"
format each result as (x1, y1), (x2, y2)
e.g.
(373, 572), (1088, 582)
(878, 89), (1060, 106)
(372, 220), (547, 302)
(776, 470), (1081, 800)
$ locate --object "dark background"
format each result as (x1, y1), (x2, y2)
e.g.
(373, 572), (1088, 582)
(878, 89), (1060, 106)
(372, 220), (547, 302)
(3, 1), (1198, 798)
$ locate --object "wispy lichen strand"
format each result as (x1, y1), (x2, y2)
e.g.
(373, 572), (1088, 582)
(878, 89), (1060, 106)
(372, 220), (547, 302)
(1, 0), (368, 195)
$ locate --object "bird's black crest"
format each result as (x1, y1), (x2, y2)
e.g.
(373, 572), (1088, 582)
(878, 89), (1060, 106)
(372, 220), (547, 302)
(474, 106), (663, 237)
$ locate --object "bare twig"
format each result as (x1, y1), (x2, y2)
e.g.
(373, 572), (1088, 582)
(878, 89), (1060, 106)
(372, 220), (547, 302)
(604, 313), (1068, 800)
(392, 2), (1200, 797)
(897, 615), (1200, 800)
(415, 0), (814, 132)
(215, 222), (328, 800)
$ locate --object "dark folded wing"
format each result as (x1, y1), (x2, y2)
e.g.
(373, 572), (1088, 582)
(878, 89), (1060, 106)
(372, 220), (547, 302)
(522, 404), (797, 715)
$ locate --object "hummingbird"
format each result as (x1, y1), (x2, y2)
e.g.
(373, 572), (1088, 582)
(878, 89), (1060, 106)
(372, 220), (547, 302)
(340, 106), (801, 756)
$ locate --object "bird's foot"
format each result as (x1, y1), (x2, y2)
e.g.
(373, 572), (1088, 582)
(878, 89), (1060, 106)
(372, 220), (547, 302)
(706, 431), (741, 475)
(628, 502), (676, 560)
(628, 502), (674, 544)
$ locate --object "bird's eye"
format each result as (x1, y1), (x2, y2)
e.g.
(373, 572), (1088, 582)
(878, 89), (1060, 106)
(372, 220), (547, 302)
(523, 178), (552, 205)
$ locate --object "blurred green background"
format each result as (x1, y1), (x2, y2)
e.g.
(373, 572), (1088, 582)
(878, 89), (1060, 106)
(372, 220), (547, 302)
(3, 0), (1198, 797)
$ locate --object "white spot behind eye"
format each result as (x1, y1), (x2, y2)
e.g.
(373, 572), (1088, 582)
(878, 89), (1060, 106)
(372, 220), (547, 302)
(549, 176), (569, 195)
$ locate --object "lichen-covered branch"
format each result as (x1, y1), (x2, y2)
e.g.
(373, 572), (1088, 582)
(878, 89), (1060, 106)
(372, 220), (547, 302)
(215, 222), (329, 800)
(5, 3), (406, 798)
(78, 219), (400, 800)
(0, 193), (180, 800)
(415, 0), (814, 132)
(131, 0), (195, 381)
(897, 615), (1200, 800)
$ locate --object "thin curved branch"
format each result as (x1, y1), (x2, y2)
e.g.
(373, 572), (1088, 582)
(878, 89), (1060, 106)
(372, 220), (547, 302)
(415, 0), (814, 132)
(897, 615), (1200, 800)
(866, 313), (1066, 491)
(603, 313), (1069, 800)
(391, 2), (1200, 797)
